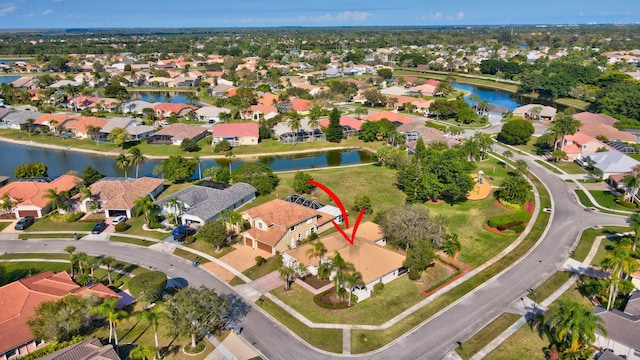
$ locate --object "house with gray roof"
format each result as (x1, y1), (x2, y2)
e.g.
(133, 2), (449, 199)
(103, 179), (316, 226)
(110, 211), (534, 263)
(0, 109), (43, 130)
(156, 182), (256, 226)
(581, 151), (640, 180)
(121, 100), (155, 115)
(196, 106), (229, 123)
(99, 117), (155, 140)
(595, 291), (640, 360)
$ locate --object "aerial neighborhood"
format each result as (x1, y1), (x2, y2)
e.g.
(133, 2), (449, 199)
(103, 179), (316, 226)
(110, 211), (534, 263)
(0, 22), (639, 360)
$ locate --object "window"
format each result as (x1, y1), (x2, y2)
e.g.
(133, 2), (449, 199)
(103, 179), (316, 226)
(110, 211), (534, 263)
(298, 233), (301, 239)
(289, 226), (295, 231)
(5, 348), (18, 358)
(306, 218), (312, 224)
(582, 144), (588, 150)
(257, 222), (263, 229)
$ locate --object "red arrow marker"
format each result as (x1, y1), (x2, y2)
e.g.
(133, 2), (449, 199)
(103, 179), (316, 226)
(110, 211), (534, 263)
(308, 180), (364, 245)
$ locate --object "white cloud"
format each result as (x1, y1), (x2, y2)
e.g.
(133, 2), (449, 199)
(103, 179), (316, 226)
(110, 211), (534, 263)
(457, 12), (465, 20)
(299, 10), (370, 23)
(431, 12), (443, 20)
(0, 5), (16, 16)
(23, 13), (32, 17)
(42, 9), (53, 15)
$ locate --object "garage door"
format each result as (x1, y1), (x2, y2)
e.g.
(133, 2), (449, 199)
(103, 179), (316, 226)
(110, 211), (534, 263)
(257, 241), (272, 253)
(245, 238), (253, 247)
(18, 210), (39, 218)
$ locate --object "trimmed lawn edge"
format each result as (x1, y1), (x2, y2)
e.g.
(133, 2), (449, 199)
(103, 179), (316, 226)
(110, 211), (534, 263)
(455, 312), (522, 360)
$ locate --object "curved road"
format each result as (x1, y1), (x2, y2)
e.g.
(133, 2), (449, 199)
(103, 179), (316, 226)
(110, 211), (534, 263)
(0, 151), (628, 360)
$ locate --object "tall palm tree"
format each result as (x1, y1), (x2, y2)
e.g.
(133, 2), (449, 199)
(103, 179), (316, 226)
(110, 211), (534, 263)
(473, 133), (493, 160)
(128, 146), (146, 178)
(287, 113), (302, 144)
(305, 240), (327, 267)
(138, 309), (162, 352)
(344, 270), (364, 306)
(602, 246), (638, 310)
(461, 138), (480, 161)
(133, 196), (157, 226)
(129, 345), (154, 360)
(165, 197), (183, 225)
(43, 188), (62, 212)
(221, 209), (243, 234)
(100, 256), (116, 286)
(502, 150), (513, 169)
(64, 245), (76, 278)
(86, 257), (99, 283)
(307, 116), (320, 142)
(622, 170), (640, 203)
(74, 252), (88, 275)
(629, 213), (640, 252)
(541, 299), (607, 358)
(115, 153), (131, 178)
(552, 113), (581, 150)
(331, 252), (354, 298)
(0, 193), (16, 215)
(91, 298), (127, 345)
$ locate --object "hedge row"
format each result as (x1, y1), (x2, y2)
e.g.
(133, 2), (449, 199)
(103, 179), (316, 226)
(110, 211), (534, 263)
(497, 221), (524, 231)
(488, 209), (531, 228)
(423, 120), (447, 132)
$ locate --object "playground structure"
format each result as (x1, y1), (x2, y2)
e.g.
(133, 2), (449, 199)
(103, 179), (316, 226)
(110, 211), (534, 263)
(466, 171), (493, 200)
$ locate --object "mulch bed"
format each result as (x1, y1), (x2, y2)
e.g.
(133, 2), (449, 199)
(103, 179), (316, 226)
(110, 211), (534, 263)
(301, 275), (332, 289)
(314, 286), (354, 309)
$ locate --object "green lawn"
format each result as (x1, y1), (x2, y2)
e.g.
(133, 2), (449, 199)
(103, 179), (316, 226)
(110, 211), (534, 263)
(0, 261), (70, 282)
(393, 70), (519, 93)
(185, 240), (237, 259)
(231, 137), (382, 155)
(24, 218), (96, 232)
(257, 296), (343, 353)
(528, 271), (573, 302)
(172, 248), (211, 264)
(552, 161), (585, 175)
(555, 98), (590, 109)
(242, 256), (279, 280)
(589, 190), (639, 212)
(118, 217), (171, 240)
(570, 226), (629, 262)
(456, 313), (522, 360)
(591, 234), (626, 267)
(18, 233), (80, 239)
(534, 160), (562, 174)
(109, 236), (156, 247)
(0, 253), (70, 260)
(512, 138), (543, 156)
(485, 324), (547, 360)
(0, 221), (10, 232)
(0, 129), (120, 152)
(271, 276), (423, 325)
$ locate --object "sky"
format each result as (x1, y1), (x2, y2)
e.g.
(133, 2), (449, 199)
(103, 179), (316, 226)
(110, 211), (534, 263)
(0, 0), (637, 29)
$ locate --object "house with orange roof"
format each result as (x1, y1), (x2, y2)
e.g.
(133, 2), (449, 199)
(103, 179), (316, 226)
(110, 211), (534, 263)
(61, 116), (109, 139)
(289, 98), (312, 114)
(152, 103), (198, 118)
(406, 82), (438, 96)
(258, 93), (279, 106)
(212, 123), (259, 147)
(363, 111), (416, 125)
(149, 123), (208, 146)
(75, 177), (164, 219)
(241, 104), (279, 121)
(282, 224), (406, 301)
(573, 112), (637, 143)
(319, 115), (363, 137)
(0, 175), (82, 218)
(558, 132), (611, 160)
(240, 199), (338, 255)
(0, 271), (119, 360)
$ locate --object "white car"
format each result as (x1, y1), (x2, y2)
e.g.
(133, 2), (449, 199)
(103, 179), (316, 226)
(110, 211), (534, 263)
(112, 215), (127, 225)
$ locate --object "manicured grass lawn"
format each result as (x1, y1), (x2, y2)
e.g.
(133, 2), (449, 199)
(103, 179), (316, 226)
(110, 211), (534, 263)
(553, 161), (586, 174)
(24, 218), (96, 232)
(485, 324), (547, 360)
(0, 221), (10, 232)
(0, 129), (120, 152)
(0, 261), (69, 282)
(18, 233), (80, 239)
(351, 174), (550, 353)
(528, 271), (573, 302)
(555, 98), (590, 109)
(119, 217), (171, 240)
(243, 256), (279, 280)
(271, 276), (423, 325)
(172, 248), (211, 264)
(456, 312), (522, 360)
(231, 137), (382, 155)
(512, 138), (543, 156)
(110, 235), (156, 247)
(0, 253), (69, 260)
(574, 190), (596, 209)
(591, 234), (626, 267)
(257, 296), (343, 353)
(393, 70), (519, 93)
(589, 190), (639, 212)
(534, 160), (562, 174)
(570, 226), (629, 262)
(185, 240), (237, 259)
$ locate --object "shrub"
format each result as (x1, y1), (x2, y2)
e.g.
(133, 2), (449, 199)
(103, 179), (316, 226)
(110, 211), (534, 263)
(114, 222), (130, 232)
(511, 223), (527, 233)
(497, 221), (524, 231)
(488, 209), (531, 228)
(185, 235), (195, 244)
(255, 256), (265, 266)
(111, 279), (124, 288)
(423, 121), (447, 131)
(181, 138), (201, 152)
(499, 199), (522, 211)
(50, 212), (85, 223)
(213, 140), (231, 153)
(373, 282), (384, 295)
(128, 271), (167, 303)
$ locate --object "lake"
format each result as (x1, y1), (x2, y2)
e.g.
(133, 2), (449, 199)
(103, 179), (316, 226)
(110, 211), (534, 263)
(0, 140), (373, 180)
(128, 91), (193, 105)
(452, 83), (566, 111)
(0, 76), (20, 84)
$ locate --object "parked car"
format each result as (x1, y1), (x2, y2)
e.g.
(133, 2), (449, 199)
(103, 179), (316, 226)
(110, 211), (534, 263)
(172, 225), (190, 236)
(112, 215), (127, 225)
(91, 221), (107, 234)
(14, 216), (34, 230)
(173, 226), (197, 242)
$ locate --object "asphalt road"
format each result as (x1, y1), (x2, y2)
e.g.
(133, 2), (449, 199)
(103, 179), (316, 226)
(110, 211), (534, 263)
(0, 148), (629, 360)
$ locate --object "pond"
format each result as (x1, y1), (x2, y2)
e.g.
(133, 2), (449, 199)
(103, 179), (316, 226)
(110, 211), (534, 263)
(452, 83), (566, 111)
(0, 76), (21, 84)
(0, 140), (373, 180)
(128, 91), (194, 105)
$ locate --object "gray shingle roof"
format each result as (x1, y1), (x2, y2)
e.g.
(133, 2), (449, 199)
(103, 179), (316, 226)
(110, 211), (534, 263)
(39, 338), (119, 360)
(157, 182), (256, 222)
(595, 303), (640, 350)
(1, 110), (43, 126)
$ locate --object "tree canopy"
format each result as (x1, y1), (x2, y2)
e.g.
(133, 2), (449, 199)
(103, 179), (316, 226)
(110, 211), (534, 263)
(378, 203), (447, 250)
(497, 119), (535, 145)
(231, 163), (279, 195)
(325, 108), (343, 143)
(157, 155), (196, 183)
(14, 162), (48, 179)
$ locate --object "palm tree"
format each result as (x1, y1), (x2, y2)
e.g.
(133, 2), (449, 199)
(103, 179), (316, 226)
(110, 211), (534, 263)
(74, 252), (88, 275)
(221, 209), (243, 234)
(477, 99), (489, 115)
(502, 150), (513, 169)
(461, 138), (480, 161)
(630, 213), (640, 252)
(100, 256), (116, 286)
(287, 113), (302, 144)
(344, 270), (364, 306)
(138, 309), (162, 352)
(307, 116), (320, 142)
(305, 240), (327, 267)
(115, 153), (131, 178)
(64, 245), (76, 278)
(128, 146), (146, 178)
(43, 188), (62, 212)
(129, 345), (154, 360)
(602, 246), (638, 310)
(165, 197), (183, 225)
(0, 193), (16, 215)
(133, 196), (157, 226)
(86, 257), (99, 283)
(515, 159), (528, 175)
(473, 133), (493, 160)
(91, 298), (127, 345)
(541, 299), (607, 358)
(331, 252), (354, 299)
(552, 113), (581, 150)
(354, 107), (367, 119)
(622, 169), (640, 203)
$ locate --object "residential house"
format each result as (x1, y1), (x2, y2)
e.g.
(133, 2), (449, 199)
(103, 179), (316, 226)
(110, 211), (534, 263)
(241, 104), (279, 121)
(168, 76), (200, 87)
(580, 152), (640, 180)
(512, 104), (557, 122)
(152, 103), (198, 118)
(10, 76), (38, 90)
(76, 177), (164, 219)
(594, 291), (640, 360)
(149, 123), (208, 146)
(212, 123), (259, 147)
(0, 109), (43, 130)
(0, 271), (119, 360)
(406, 80), (440, 96)
(156, 182), (256, 226)
(48, 79), (82, 90)
(60, 117), (109, 139)
(121, 100), (155, 115)
(99, 117), (155, 141)
(573, 112), (637, 143)
(558, 132), (611, 161)
(240, 199), (338, 255)
(397, 122), (459, 149)
(196, 106), (229, 123)
(363, 111), (416, 126)
(210, 84), (235, 98)
(319, 115), (363, 137)
(0, 175), (82, 218)
(282, 228), (406, 301)
(273, 118), (325, 143)
(38, 338), (119, 360)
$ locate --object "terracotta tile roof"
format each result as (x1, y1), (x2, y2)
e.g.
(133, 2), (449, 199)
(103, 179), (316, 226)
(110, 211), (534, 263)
(574, 112), (619, 127)
(212, 123), (259, 138)
(0, 175), (82, 209)
(34, 113), (75, 125)
(259, 93), (279, 106)
(364, 111), (415, 124)
(579, 123), (637, 142)
(152, 103), (197, 114)
(0, 271), (119, 354)
(153, 123), (208, 140)
(319, 115), (363, 130)
(290, 98), (311, 112)
(62, 116), (108, 134)
(244, 226), (287, 247)
(250, 104), (278, 115)
(89, 177), (164, 211)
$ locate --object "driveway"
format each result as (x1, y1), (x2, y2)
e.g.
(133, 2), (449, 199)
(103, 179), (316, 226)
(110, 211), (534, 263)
(201, 244), (271, 283)
(254, 271), (283, 292)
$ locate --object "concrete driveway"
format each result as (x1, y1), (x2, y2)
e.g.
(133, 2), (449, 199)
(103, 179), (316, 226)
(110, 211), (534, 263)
(201, 244), (271, 283)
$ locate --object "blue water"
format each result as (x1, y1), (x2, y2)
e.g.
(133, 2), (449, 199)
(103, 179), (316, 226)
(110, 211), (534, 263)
(0, 59), (28, 65)
(0, 76), (20, 84)
(129, 91), (192, 105)
(0, 140), (373, 180)
(452, 83), (521, 110)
